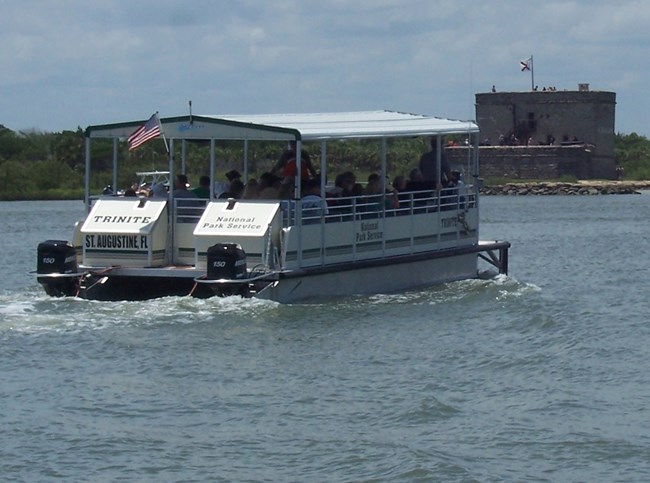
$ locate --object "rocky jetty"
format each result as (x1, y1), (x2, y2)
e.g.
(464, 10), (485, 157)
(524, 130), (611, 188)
(480, 181), (650, 196)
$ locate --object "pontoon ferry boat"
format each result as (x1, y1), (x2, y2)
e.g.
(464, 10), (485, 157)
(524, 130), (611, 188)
(36, 110), (510, 303)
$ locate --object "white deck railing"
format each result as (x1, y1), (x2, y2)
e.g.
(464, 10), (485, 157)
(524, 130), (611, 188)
(283, 185), (475, 226)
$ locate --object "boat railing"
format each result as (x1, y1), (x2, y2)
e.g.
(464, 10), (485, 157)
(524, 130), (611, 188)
(173, 198), (210, 224)
(166, 186), (476, 229)
(102, 187), (476, 229)
(293, 185), (475, 226)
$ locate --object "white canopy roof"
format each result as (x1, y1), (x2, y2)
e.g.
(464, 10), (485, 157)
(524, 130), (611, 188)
(86, 110), (478, 141)
(213, 110), (478, 140)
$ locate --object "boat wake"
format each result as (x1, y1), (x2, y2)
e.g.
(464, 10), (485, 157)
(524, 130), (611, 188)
(0, 289), (280, 336)
(359, 274), (539, 306)
(0, 275), (538, 336)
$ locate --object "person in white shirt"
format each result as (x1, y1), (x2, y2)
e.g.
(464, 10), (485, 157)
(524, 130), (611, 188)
(301, 179), (328, 224)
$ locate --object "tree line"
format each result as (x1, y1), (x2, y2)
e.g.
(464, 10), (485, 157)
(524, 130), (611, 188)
(0, 125), (431, 200)
(0, 124), (648, 200)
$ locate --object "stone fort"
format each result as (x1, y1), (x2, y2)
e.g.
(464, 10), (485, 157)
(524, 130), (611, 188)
(449, 85), (616, 180)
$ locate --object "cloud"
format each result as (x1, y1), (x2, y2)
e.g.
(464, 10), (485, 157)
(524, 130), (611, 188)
(0, 0), (648, 135)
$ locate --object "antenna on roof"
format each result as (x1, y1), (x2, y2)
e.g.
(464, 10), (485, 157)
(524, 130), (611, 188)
(189, 100), (193, 125)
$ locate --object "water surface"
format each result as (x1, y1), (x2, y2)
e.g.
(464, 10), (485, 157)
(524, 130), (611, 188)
(1, 197), (649, 481)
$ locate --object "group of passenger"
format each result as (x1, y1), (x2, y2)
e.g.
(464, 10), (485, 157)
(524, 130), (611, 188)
(123, 136), (465, 220)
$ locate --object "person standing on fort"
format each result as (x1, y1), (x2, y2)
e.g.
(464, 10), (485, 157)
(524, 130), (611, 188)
(419, 137), (452, 189)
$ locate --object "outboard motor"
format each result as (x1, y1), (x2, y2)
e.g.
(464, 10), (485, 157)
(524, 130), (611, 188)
(37, 240), (79, 297)
(206, 243), (248, 297)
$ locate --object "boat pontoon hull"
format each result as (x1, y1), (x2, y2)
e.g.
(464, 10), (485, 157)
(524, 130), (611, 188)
(38, 241), (509, 303)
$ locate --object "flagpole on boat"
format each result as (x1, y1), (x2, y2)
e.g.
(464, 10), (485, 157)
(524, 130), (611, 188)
(183, 101), (192, 175)
(155, 111), (169, 154)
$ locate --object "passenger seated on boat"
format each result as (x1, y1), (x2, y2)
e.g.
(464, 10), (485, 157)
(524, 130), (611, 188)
(137, 182), (152, 197)
(405, 168), (430, 191)
(257, 172), (281, 199)
(191, 175), (211, 199)
(214, 169), (241, 198)
(363, 173), (399, 217)
(393, 175), (407, 192)
(325, 171), (356, 221)
(328, 171), (356, 198)
(443, 170), (467, 209)
(151, 182), (167, 198)
(173, 174), (199, 223)
(405, 168), (434, 212)
(301, 178), (328, 224)
(272, 141), (317, 180)
(173, 174), (196, 198)
(392, 175), (410, 214)
(218, 179), (245, 199)
(243, 178), (259, 199)
(454, 170), (468, 207)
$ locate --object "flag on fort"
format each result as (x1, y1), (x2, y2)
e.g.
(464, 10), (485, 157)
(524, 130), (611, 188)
(520, 57), (532, 72)
(128, 113), (162, 151)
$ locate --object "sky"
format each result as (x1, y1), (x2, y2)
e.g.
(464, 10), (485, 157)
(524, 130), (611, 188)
(1, 0), (649, 136)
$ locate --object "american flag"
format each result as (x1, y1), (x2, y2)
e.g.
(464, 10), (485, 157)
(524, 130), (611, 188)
(128, 113), (162, 150)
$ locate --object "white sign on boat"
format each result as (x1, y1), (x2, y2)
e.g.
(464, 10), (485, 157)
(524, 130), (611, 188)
(194, 200), (280, 237)
(81, 199), (167, 234)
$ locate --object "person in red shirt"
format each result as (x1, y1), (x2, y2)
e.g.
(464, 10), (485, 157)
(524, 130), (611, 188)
(272, 141), (317, 180)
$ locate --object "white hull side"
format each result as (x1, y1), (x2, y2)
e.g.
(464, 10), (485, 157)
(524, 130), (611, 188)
(256, 252), (477, 303)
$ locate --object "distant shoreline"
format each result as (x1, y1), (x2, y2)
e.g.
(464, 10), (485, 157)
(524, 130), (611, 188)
(481, 180), (650, 195)
(2, 180), (650, 201)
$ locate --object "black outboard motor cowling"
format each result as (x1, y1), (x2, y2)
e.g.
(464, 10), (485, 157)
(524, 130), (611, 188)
(206, 243), (248, 297)
(37, 240), (77, 274)
(207, 243), (247, 280)
(37, 240), (79, 297)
